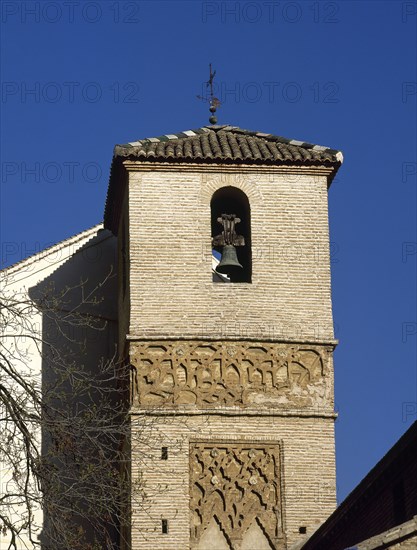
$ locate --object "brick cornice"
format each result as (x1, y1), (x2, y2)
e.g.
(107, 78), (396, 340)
(122, 160), (335, 178)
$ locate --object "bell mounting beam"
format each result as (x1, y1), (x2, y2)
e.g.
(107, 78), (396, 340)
(212, 214), (245, 248)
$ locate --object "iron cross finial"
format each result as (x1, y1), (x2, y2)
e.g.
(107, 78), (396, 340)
(196, 63), (221, 125)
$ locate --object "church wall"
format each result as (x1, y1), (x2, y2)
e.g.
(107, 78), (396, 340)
(0, 226), (118, 549)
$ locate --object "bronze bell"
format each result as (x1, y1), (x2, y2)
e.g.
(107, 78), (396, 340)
(216, 245), (243, 275)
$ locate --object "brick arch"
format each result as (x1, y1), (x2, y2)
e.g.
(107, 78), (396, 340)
(211, 186), (252, 283)
(200, 171), (263, 207)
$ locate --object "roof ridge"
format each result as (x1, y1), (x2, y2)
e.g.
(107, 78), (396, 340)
(121, 125), (342, 157)
(105, 126), (344, 233)
(1, 223), (105, 274)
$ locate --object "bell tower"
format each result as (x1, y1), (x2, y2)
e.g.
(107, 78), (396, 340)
(104, 124), (343, 549)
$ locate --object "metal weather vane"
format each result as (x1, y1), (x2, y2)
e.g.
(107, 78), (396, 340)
(197, 63), (221, 125)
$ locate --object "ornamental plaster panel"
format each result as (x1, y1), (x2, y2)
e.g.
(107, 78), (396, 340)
(189, 441), (285, 550)
(130, 340), (333, 410)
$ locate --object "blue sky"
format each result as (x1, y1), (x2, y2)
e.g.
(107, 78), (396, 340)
(1, 1), (416, 503)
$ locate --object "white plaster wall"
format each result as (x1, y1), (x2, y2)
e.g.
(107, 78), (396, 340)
(0, 225), (117, 549)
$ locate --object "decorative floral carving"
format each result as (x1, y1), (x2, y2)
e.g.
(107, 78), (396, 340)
(189, 442), (284, 549)
(130, 341), (330, 408)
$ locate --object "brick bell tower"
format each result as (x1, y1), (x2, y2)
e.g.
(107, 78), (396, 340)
(104, 123), (343, 550)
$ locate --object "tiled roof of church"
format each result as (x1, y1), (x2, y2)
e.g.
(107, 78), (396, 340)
(113, 125), (343, 165)
(105, 125), (343, 232)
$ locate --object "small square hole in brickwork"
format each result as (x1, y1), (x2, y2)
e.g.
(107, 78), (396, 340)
(299, 526), (307, 534)
(162, 519), (168, 534)
(161, 447), (168, 460)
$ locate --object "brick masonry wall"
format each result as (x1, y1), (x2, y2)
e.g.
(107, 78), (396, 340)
(123, 162), (337, 549)
(127, 165), (335, 343)
(130, 414), (336, 549)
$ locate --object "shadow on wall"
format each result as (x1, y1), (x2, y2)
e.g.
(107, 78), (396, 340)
(28, 229), (128, 550)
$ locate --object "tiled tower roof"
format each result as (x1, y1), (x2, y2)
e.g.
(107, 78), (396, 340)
(114, 125), (343, 165)
(104, 125), (343, 232)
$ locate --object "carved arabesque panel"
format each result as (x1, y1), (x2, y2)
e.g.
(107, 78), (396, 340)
(189, 441), (284, 550)
(130, 340), (331, 408)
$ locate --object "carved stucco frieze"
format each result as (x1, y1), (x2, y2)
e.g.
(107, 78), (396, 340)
(189, 441), (285, 550)
(130, 341), (333, 409)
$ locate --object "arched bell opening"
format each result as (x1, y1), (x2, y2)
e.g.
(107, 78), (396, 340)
(211, 186), (252, 283)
